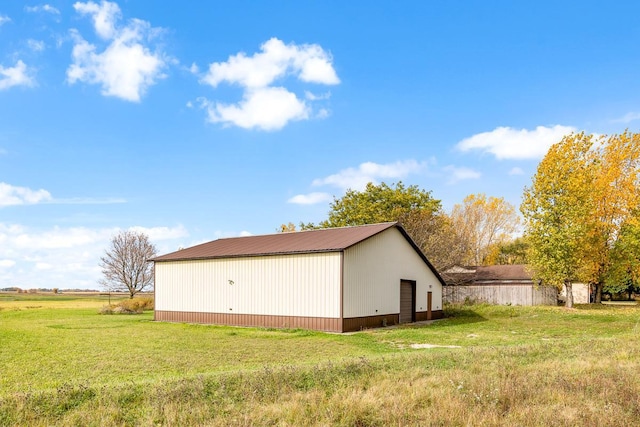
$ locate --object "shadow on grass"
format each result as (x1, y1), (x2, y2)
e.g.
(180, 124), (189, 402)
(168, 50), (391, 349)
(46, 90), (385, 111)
(438, 303), (489, 326)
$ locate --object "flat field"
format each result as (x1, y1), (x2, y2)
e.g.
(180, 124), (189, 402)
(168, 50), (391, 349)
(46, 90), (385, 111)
(1, 293), (639, 426)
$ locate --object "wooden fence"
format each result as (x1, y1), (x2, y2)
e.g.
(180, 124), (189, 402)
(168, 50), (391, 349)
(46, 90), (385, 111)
(443, 283), (558, 306)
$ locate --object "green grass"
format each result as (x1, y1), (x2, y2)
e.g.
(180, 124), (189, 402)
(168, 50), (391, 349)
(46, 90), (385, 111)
(0, 293), (390, 395)
(2, 293), (640, 426)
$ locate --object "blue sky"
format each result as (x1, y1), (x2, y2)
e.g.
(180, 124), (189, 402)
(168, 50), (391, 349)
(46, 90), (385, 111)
(2, 1), (640, 289)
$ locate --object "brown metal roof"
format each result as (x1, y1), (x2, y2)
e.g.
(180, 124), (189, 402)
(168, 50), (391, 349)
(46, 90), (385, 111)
(475, 264), (532, 281)
(443, 264), (534, 285)
(152, 222), (399, 261)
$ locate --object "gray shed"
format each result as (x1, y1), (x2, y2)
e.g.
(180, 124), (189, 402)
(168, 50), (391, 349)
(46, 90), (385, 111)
(442, 264), (558, 306)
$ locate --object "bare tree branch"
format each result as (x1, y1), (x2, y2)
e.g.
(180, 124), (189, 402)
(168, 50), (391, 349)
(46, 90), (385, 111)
(100, 230), (157, 299)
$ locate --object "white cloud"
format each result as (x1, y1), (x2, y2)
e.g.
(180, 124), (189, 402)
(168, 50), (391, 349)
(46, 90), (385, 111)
(0, 183), (51, 207)
(0, 183), (127, 207)
(203, 87), (309, 131)
(456, 125), (577, 160)
(212, 230), (253, 239)
(202, 37), (339, 89)
(312, 160), (425, 191)
(27, 39), (46, 52)
(0, 15), (10, 25)
(52, 196), (126, 205)
(442, 165), (481, 184)
(316, 108), (330, 119)
(611, 112), (640, 124)
(35, 262), (52, 270)
(67, 1), (167, 102)
(0, 60), (36, 90)
(287, 192), (332, 205)
(199, 37), (338, 130)
(0, 259), (16, 268)
(289, 159), (428, 206)
(25, 4), (61, 15)
(128, 225), (188, 240)
(508, 167), (524, 176)
(305, 91), (331, 101)
(0, 222), (191, 289)
(13, 226), (108, 249)
(73, 1), (121, 39)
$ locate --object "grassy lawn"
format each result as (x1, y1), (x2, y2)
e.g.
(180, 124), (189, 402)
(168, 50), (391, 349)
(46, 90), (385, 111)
(1, 293), (640, 426)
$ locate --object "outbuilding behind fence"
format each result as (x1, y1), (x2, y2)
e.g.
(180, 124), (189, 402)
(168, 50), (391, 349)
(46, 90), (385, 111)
(442, 265), (558, 306)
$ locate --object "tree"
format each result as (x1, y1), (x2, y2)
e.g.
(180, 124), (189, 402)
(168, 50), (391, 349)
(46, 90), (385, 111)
(100, 230), (157, 299)
(277, 222), (297, 232)
(319, 181), (441, 228)
(397, 208), (469, 271)
(484, 237), (530, 265)
(523, 131), (640, 306)
(450, 194), (520, 265)
(521, 133), (595, 308)
(582, 132), (640, 302)
(310, 181), (467, 271)
(604, 214), (640, 299)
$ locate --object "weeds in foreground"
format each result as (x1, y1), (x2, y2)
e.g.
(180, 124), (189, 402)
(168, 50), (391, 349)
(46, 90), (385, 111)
(2, 343), (640, 426)
(99, 297), (154, 315)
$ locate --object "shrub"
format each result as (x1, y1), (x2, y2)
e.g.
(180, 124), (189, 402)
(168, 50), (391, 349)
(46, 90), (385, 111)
(120, 298), (153, 312)
(113, 305), (137, 314)
(98, 297), (154, 315)
(463, 296), (478, 306)
(99, 305), (114, 315)
(136, 297), (154, 311)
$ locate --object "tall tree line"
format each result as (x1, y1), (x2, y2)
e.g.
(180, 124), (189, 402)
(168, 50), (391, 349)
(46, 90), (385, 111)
(522, 131), (640, 306)
(282, 182), (520, 272)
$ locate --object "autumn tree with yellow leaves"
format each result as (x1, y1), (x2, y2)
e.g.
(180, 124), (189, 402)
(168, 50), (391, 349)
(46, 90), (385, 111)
(605, 212), (640, 299)
(585, 133), (640, 301)
(521, 131), (640, 307)
(450, 194), (520, 266)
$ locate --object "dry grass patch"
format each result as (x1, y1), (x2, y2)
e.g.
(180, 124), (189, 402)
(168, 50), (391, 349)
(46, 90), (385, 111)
(99, 297), (154, 314)
(5, 346), (640, 426)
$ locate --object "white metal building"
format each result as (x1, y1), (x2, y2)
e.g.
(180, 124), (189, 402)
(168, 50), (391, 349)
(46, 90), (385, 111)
(153, 222), (445, 332)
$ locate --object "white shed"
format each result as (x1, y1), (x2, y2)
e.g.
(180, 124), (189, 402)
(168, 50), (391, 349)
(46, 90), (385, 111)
(152, 222), (445, 332)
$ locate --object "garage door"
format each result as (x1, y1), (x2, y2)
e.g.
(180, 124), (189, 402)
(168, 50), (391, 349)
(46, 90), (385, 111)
(400, 280), (415, 323)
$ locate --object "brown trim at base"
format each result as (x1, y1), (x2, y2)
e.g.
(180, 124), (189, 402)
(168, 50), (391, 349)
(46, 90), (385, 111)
(155, 310), (445, 333)
(155, 310), (341, 332)
(342, 314), (400, 332)
(343, 310), (444, 332)
(416, 309), (444, 322)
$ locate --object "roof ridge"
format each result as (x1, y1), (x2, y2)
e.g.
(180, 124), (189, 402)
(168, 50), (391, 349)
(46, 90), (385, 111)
(214, 221), (399, 240)
(152, 222), (399, 261)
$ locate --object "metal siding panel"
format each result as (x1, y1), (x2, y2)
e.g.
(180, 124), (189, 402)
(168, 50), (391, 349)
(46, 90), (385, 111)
(154, 252), (341, 318)
(342, 228), (443, 318)
(154, 311), (342, 332)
